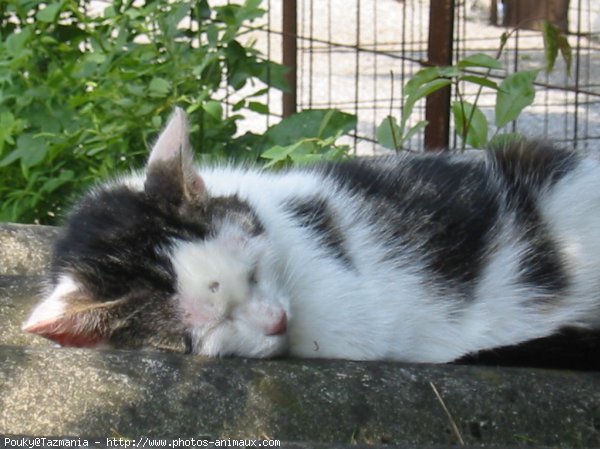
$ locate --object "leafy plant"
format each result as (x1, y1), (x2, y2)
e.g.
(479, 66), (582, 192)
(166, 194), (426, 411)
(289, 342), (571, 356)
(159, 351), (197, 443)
(377, 20), (572, 151)
(260, 109), (356, 168)
(0, 0), (355, 224)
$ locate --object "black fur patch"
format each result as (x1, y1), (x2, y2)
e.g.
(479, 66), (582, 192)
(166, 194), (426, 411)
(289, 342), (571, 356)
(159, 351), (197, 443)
(489, 141), (577, 294)
(53, 186), (210, 300)
(206, 195), (265, 237)
(518, 224), (569, 294)
(487, 140), (578, 217)
(286, 197), (353, 268)
(325, 155), (499, 289)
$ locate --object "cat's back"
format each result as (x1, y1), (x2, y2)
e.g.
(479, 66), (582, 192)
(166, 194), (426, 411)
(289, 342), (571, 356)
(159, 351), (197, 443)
(307, 141), (598, 300)
(319, 140), (581, 202)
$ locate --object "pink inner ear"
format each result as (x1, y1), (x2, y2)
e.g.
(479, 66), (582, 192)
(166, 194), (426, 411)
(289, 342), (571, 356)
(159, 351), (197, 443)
(186, 173), (206, 199)
(24, 315), (104, 347)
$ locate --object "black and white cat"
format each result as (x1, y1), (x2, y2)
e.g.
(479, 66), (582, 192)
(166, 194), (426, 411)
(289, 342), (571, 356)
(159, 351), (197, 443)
(23, 108), (600, 362)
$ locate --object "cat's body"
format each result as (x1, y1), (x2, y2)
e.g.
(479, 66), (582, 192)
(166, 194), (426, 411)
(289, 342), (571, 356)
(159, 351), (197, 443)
(23, 109), (600, 362)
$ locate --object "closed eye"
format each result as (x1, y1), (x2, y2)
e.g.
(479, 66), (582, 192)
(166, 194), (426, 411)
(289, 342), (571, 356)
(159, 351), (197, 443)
(248, 267), (258, 286)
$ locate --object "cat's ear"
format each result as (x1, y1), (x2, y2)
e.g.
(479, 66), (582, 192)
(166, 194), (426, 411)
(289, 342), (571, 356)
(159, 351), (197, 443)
(22, 276), (120, 347)
(145, 107), (206, 203)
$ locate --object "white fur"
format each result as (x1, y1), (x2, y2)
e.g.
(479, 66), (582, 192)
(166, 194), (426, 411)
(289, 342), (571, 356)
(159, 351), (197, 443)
(22, 275), (76, 331)
(171, 227), (289, 358)
(540, 159), (600, 327)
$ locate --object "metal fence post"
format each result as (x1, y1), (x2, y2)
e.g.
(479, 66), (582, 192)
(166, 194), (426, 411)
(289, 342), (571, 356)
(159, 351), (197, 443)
(424, 0), (455, 150)
(282, 0), (297, 118)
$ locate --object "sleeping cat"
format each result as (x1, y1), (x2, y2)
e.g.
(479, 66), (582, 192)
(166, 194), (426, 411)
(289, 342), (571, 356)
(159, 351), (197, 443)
(23, 108), (600, 362)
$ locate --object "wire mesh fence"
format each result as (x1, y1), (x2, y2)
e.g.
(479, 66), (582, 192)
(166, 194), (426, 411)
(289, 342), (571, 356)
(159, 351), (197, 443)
(452, 0), (600, 152)
(233, 0), (600, 154)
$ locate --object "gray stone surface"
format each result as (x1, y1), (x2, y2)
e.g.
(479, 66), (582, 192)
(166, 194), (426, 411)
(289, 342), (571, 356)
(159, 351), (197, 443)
(1, 346), (599, 447)
(0, 275), (50, 348)
(0, 223), (57, 348)
(0, 223), (58, 276)
(0, 223), (599, 448)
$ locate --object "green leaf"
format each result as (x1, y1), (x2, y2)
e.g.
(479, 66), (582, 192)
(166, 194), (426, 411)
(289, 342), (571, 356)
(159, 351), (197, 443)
(290, 153), (326, 165)
(148, 77), (171, 97)
(495, 70), (539, 128)
(165, 3), (191, 36)
(260, 144), (292, 160)
(459, 75), (499, 91)
(196, 0), (212, 20)
(126, 84), (145, 97)
(41, 170), (74, 193)
(206, 24), (219, 47)
(236, 0), (265, 23)
(151, 116), (162, 128)
(557, 34), (572, 76)
(403, 121), (428, 145)
(376, 116), (402, 150)
(261, 141), (304, 168)
(402, 78), (452, 133)
(543, 21), (559, 73)
(6, 27), (33, 56)
(405, 79), (452, 110)
(232, 99), (246, 112)
(405, 67), (458, 98)
(0, 148), (23, 167)
(245, 0), (263, 10)
(17, 134), (48, 168)
(261, 138), (339, 168)
(257, 61), (290, 92)
(104, 5), (116, 18)
(0, 134), (48, 169)
(265, 109), (356, 146)
(0, 111), (19, 153)
(452, 101), (488, 148)
(457, 53), (502, 70)
(543, 20), (572, 76)
(202, 101), (223, 120)
(248, 101), (269, 114)
(36, 3), (63, 23)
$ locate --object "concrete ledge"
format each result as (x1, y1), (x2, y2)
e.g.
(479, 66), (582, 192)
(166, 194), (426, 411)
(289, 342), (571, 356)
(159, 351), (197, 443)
(1, 223), (599, 448)
(1, 346), (599, 446)
(0, 223), (58, 276)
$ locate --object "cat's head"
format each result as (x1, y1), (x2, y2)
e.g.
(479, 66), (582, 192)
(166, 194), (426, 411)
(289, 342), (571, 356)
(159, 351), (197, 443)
(23, 108), (289, 358)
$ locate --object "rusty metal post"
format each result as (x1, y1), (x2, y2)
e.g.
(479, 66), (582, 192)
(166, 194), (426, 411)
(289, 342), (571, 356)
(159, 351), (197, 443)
(282, 0), (297, 117)
(490, 0), (498, 25)
(424, 0), (455, 150)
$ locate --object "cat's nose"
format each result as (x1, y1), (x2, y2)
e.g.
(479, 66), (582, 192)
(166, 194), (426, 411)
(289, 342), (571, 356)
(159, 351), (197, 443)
(266, 312), (287, 336)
